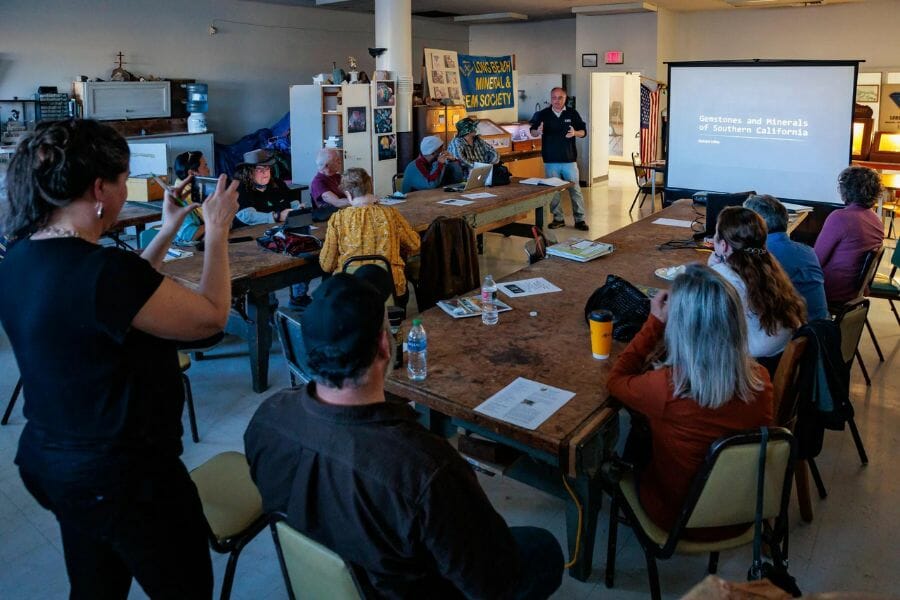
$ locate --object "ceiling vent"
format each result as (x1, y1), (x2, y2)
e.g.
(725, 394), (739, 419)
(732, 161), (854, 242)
(454, 12), (529, 23)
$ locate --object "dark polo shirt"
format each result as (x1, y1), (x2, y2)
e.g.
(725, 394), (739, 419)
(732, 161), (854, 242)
(529, 106), (587, 164)
(244, 383), (520, 599)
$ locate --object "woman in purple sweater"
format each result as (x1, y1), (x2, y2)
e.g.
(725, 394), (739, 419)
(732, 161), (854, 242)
(814, 166), (884, 303)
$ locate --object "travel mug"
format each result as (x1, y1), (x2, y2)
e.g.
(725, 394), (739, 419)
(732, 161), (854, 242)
(589, 310), (614, 359)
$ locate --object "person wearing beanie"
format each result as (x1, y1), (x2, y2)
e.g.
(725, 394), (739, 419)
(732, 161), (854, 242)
(447, 117), (499, 179)
(401, 135), (455, 193)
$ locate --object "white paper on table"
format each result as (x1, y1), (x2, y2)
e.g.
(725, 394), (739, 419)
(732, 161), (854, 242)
(438, 198), (475, 206)
(781, 202), (813, 213)
(163, 248), (194, 262)
(475, 377), (575, 430)
(379, 197), (406, 205)
(461, 192), (496, 199)
(652, 218), (693, 228)
(497, 277), (562, 298)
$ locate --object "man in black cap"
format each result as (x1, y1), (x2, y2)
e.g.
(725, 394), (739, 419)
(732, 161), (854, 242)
(244, 272), (564, 599)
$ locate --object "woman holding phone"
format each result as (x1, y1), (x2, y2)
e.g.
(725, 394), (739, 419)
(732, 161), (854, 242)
(0, 119), (239, 598)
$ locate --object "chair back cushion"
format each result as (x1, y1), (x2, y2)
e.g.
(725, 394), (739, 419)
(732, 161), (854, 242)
(836, 299), (870, 365)
(686, 437), (791, 528)
(275, 521), (362, 600)
(855, 246), (885, 298)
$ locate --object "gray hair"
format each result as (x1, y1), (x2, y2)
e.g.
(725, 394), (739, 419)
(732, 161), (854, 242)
(744, 194), (788, 234)
(663, 264), (765, 409)
(837, 165), (882, 208)
(315, 147), (340, 170)
(340, 168), (373, 198)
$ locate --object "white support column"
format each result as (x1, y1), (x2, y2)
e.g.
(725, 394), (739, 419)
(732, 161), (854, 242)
(375, 0), (413, 133)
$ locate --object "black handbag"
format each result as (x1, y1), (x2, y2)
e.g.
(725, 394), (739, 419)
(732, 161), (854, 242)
(583, 274), (650, 342)
(491, 163), (511, 186)
(748, 427), (802, 597)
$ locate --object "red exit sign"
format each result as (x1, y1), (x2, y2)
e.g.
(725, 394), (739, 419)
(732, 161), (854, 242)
(605, 51), (624, 64)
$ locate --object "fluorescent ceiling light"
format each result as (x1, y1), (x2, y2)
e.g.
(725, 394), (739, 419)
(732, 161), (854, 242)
(572, 2), (657, 15)
(722, 0), (857, 6)
(454, 12), (529, 23)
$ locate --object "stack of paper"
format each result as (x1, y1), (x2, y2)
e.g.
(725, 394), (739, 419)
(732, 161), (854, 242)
(437, 295), (512, 319)
(520, 177), (569, 187)
(546, 238), (614, 263)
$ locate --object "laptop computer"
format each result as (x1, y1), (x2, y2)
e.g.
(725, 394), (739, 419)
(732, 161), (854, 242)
(443, 164), (493, 193)
(284, 208), (313, 233)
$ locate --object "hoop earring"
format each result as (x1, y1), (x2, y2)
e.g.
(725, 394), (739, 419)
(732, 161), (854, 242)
(96, 203), (104, 219)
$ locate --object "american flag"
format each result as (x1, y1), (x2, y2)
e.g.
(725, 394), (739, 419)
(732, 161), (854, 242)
(640, 84), (660, 164)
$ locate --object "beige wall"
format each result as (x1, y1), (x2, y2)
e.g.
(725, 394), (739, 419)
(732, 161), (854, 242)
(0, 0), (469, 143)
(468, 19), (575, 76)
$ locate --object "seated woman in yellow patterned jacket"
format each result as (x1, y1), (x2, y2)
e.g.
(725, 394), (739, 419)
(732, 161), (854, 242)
(319, 168), (420, 306)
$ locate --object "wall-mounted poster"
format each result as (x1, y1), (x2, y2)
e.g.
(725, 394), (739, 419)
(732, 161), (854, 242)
(879, 84), (900, 133)
(374, 108), (393, 134)
(376, 81), (395, 107)
(378, 134), (397, 161)
(856, 85), (879, 103)
(347, 106), (366, 133)
(424, 48), (461, 104)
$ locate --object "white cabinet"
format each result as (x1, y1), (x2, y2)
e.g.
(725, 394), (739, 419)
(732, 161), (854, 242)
(126, 132), (215, 181)
(73, 81), (171, 120)
(290, 82), (397, 196)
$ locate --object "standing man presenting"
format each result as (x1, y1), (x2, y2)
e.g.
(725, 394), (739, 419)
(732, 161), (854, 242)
(530, 87), (589, 231)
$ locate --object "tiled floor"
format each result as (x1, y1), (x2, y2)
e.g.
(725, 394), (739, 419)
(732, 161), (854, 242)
(1, 167), (898, 598)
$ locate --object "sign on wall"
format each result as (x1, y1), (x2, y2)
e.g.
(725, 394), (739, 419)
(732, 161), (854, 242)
(879, 84), (900, 133)
(424, 49), (464, 104)
(457, 54), (514, 112)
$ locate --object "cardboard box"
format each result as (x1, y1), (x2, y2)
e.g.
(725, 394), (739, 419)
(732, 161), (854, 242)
(127, 175), (166, 201)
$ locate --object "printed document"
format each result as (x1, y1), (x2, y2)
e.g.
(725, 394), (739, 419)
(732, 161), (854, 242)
(461, 192), (496, 199)
(497, 277), (561, 298)
(438, 198), (475, 206)
(379, 197), (406, 205)
(475, 377), (575, 430)
(652, 218), (693, 228)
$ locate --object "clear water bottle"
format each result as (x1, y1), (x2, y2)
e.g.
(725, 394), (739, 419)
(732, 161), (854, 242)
(481, 275), (499, 326)
(407, 319), (427, 381)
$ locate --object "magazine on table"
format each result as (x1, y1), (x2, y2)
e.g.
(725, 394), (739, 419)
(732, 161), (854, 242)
(546, 238), (614, 262)
(437, 295), (512, 319)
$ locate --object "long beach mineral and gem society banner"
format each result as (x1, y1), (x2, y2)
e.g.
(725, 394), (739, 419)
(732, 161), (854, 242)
(457, 54), (514, 111)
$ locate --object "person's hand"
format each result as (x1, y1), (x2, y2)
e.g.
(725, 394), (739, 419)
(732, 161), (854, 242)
(161, 175), (196, 229)
(278, 208), (292, 223)
(437, 151), (450, 164)
(537, 122), (544, 136)
(707, 251), (725, 266)
(202, 174), (239, 233)
(565, 126), (576, 138)
(651, 290), (670, 323)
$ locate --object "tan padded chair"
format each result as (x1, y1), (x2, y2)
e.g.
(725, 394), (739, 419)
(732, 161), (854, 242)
(831, 299), (871, 466)
(605, 428), (796, 600)
(272, 519), (363, 600)
(191, 451), (268, 600)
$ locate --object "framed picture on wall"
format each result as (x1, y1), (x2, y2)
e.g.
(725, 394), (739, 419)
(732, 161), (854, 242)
(582, 53), (598, 68)
(856, 85), (879, 103)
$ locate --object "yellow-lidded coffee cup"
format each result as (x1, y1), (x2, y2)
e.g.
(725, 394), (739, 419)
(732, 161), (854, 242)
(589, 310), (614, 359)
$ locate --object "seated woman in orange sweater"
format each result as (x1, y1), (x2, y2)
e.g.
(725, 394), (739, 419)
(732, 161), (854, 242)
(607, 264), (774, 537)
(319, 168), (420, 306)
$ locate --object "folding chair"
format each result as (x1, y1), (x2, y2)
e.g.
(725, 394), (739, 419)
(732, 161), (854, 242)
(629, 152), (664, 213)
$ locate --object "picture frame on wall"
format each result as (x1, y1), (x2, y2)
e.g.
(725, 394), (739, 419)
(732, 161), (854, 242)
(856, 84), (879, 103)
(582, 53), (598, 68)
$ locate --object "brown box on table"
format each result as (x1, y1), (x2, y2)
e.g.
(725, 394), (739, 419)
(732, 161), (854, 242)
(127, 175), (166, 201)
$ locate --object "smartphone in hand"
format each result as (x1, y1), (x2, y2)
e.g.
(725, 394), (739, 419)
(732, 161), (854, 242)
(152, 175), (188, 207)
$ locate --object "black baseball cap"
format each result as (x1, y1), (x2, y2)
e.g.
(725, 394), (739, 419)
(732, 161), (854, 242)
(300, 270), (392, 375)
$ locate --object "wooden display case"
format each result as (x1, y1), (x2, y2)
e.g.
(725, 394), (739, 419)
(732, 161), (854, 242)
(501, 122), (542, 152)
(869, 132), (900, 164)
(476, 119), (512, 154)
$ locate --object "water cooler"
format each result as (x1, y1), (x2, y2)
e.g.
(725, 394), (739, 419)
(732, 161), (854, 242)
(183, 83), (209, 133)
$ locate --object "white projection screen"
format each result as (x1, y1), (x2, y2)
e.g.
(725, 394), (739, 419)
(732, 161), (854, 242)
(666, 61), (858, 205)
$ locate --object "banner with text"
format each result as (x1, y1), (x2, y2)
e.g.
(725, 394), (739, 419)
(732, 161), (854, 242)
(458, 54), (514, 112)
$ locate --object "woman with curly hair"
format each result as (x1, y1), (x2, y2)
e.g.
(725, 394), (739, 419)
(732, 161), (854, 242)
(814, 166), (884, 303)
(708, 206), (807, 359)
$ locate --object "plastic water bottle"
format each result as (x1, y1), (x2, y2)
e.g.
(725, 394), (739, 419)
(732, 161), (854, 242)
(481, 275), (499, 326)
(407, 319), (427, 381)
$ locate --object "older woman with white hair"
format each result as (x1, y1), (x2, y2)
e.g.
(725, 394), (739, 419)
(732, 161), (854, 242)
(310, 147), (349, 209)
(608, 264), (773, 538)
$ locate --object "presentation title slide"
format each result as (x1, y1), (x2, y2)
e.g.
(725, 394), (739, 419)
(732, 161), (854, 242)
(458, 55), (514, 111)
(696, 114), (810, 144)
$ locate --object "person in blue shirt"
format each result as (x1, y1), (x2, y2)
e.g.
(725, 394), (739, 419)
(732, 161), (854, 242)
(401, 135), (454, 193)
(744, 194), (829, 321)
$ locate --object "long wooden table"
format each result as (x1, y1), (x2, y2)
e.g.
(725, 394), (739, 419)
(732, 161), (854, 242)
(385, 200), (716, 580)
(159, 181), (571, 392)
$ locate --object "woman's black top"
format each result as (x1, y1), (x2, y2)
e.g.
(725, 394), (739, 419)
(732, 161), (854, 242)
(236, 179), (293, 226)
(0, 238), (183, 480)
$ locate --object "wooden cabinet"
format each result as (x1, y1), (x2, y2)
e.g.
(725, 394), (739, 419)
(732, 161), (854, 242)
(73, 81), (171, 120)
(414, 104), (467, 149)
